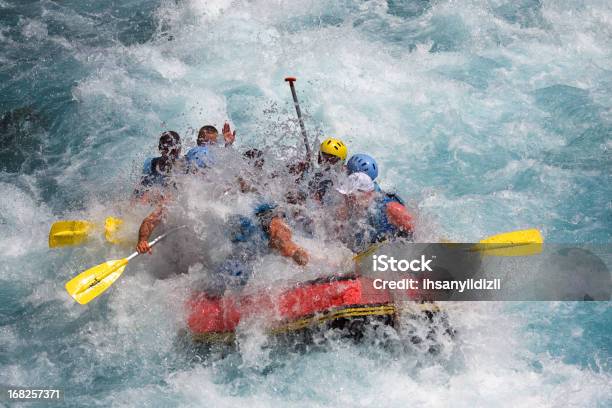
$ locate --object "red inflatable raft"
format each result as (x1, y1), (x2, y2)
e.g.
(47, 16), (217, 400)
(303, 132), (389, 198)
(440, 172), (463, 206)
(186, 275), (439, 344)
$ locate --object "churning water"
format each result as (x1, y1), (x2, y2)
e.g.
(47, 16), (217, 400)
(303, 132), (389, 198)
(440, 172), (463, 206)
(1, 0), (611, 406)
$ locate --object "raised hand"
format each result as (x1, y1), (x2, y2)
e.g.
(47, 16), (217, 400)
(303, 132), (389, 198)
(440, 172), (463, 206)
(223, 122), (236, 146)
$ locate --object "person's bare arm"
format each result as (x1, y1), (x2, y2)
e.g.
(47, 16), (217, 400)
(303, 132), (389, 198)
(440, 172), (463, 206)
(136, 205), (164, 254)
(268, 216), (309, 265)
(385, 202), (414, 233)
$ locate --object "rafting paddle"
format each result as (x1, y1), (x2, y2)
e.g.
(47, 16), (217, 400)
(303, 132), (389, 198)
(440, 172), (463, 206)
(49, 220), (96, 248)
(470, 228), (543, 256)
(103, 216), (124, 244)
(353, 229), (543, 261)
(285, 77), (311, 162)
(49, 217), (124, 248)
(65, 226), (184, 305)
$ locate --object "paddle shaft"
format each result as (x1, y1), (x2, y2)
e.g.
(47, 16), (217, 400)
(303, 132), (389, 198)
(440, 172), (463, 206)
(285, 77), (311, 161)
(131, 225), (187, 260)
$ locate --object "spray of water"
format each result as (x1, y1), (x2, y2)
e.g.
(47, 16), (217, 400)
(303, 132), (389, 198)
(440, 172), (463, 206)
(1, 0), (610, 406)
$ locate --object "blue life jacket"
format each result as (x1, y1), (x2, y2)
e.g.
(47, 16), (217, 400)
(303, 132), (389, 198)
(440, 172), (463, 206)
(143, 157), (154, 175)
(367, 194), (403, 243)
(226, 202), (277, 249)
(134, 157), (170, 196)
(350, 193), (411, 251)
(186, 146), (215, 172)
(228, 215), (265, 243)
(221, 204), (278, 285)
(143, 157), (170, 177)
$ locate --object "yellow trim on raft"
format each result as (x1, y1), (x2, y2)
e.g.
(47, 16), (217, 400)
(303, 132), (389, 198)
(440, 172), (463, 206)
(190, 302), (441, 344)
(270, 305), (397, 335)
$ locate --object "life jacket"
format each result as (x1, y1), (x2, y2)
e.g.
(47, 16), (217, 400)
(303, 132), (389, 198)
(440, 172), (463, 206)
(345, 193), (411, 252)
(185, 146), (214, 172)
(219, 204), (276, 287)
(220, 207), (274, 286)
(226, 203), (277, 248)
(140, 157), (170, 186)
(143, 157), (155, 175)
(228, 215), (265, 243)
(133, 157), (171, 198)
(368, 193), (412, 242)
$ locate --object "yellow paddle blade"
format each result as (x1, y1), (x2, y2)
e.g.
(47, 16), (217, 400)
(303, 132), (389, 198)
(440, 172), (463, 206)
(49, 220), (95, 248)
(472, 229), (543, 256)
(351, 229), (543, 261)
(65, 258), (129, 304)
(104, 216), (124, 244)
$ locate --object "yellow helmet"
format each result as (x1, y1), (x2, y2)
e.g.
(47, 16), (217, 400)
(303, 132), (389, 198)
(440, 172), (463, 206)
(319, 137), (348, 161)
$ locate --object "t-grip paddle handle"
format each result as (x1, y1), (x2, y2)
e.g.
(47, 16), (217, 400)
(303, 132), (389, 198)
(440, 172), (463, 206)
(284, 77), (311, 161)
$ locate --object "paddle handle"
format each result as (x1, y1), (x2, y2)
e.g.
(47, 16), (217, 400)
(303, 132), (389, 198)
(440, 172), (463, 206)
(285, 77), (311, 161)
(128, 225), (187, 261)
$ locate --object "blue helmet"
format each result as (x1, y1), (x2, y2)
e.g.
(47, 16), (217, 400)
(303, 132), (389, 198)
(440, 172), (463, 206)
(186, 146), (213, 169)
(347, 153), (378, 180)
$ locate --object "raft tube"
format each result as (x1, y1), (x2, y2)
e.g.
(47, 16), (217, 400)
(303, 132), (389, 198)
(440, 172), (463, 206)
(186, 275), (439, 344)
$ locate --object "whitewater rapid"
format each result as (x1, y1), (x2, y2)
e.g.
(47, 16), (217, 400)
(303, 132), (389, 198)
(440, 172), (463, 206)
(1, 0), (611, 407)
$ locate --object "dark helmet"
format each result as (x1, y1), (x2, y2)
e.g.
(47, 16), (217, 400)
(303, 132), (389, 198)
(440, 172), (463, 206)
(158, 131), (181, 159)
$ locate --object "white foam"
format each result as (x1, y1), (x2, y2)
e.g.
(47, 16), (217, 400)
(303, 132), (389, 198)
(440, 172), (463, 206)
(0, 182), (52, 258)
(3, 0), (611, 405)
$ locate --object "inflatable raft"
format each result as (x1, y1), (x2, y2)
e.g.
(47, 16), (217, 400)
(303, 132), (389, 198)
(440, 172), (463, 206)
(187, 274), (442, 345)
